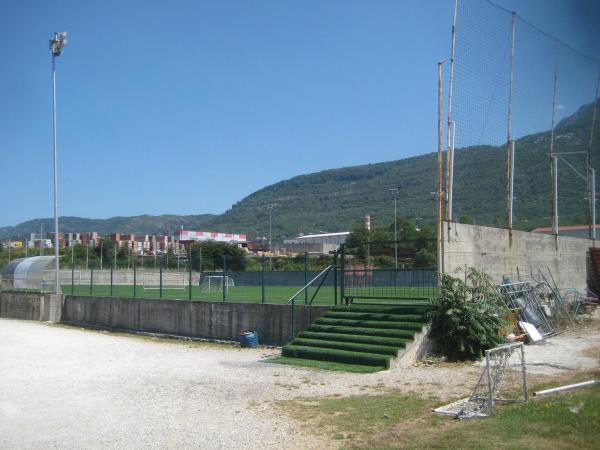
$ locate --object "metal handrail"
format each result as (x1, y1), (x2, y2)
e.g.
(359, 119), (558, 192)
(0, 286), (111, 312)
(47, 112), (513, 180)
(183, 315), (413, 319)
(287, 264), (334, 341)
(287, 265), (333, 304)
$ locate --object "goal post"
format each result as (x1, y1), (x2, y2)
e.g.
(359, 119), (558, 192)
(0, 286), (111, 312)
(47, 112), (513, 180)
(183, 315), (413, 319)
(43, 269), (81, 291)
(434, 342), (528, 419)
(201, 275), (235, 293)
(142, 271), (186, 290)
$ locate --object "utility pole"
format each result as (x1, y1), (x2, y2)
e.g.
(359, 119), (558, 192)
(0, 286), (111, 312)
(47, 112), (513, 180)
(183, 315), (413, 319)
(266, 204), (275, 270)
(437, 60), (445, 281)
(388, 187), (399, 269)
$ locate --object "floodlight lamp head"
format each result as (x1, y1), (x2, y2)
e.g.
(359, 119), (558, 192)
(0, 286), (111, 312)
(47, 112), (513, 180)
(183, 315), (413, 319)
(50, 31), (68, 56)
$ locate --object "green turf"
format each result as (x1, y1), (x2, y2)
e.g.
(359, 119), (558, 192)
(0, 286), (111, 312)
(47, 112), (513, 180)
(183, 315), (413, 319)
(306, 324), (417, 339)
(265, 356), (386, 373)
(291, 338), (400, 356)
(63, 283), (435, 306)
(282, 345), (392, 367)
(297, 331), (409, 347)
(330, 304), (436, 314)
(314, 317), (425, 331)
(323, 311), (429, 323)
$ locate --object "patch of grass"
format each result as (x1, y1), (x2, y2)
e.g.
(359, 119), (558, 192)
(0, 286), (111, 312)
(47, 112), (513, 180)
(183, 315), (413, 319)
(405, 386), (600, 450)
(64, 284), (434, 305)
(276, 376), (600, 449)
(277, 391), (434, 439)
(265, 356), (385, 373)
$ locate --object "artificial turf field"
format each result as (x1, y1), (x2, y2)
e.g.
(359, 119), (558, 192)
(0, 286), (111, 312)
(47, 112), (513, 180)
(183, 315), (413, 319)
(64, 284), (436, 305)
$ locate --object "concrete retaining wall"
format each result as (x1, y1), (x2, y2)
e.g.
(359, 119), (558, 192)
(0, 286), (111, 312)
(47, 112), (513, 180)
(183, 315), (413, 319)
(443, 221), (592, 292)
(61, 296), (329, 346)
(0, 292), (62, 322)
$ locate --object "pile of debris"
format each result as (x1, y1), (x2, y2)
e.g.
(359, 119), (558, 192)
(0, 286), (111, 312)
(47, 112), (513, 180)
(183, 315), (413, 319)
(499, 270), (597, 343)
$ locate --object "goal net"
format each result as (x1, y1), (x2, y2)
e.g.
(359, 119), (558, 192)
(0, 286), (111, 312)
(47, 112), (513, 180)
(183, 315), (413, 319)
(434, 343), (528, 419)
(142, 272), (186, 290)
(202, 275), (234, 293)
(42, 269), (81, 292)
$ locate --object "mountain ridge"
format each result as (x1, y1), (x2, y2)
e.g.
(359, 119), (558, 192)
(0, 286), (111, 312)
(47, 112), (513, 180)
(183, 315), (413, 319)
(2, 102), (598, 241)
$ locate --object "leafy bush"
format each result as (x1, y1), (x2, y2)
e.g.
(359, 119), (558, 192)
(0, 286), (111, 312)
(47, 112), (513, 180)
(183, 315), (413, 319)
(429, 267), (508, 361)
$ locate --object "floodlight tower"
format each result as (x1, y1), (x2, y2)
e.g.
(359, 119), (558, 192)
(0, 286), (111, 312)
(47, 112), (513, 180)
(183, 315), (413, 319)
(50, 31), (67, 294)
(388, 187), (399, 269)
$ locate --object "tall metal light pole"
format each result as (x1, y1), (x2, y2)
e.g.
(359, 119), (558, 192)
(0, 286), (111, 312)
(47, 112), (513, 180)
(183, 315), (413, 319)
(267, 204), (274, 271)
(50, 32), (67, 294)
(388, 187), (399, 269)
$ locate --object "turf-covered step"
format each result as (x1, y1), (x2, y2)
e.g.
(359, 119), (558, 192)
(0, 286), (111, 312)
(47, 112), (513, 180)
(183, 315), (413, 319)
(298, 331), (409, 348)
(291, 338), (400, 356)
(282, 345), (392, 368)
(307, 324), (417, 339)
(323, 311), (429, 323)
(330, 304), (435, 315)
(314, 317), (425, 331)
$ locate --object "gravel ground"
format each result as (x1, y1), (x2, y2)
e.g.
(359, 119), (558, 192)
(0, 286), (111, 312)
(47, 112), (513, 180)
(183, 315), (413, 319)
(1, 316), (598, 449)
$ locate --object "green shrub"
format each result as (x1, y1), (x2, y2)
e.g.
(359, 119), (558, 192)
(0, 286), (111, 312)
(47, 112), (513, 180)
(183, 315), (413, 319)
(430, 267), (507, 361)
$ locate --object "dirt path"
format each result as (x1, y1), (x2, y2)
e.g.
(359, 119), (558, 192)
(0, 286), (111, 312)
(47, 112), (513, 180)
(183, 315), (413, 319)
(1, 316), (598, 449)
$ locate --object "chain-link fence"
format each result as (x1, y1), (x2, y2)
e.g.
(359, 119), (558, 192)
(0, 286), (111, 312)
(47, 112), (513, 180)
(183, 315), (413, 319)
(339, 239), (437, 303)
(447, 0), (600, 233)
(34, 242), (438, 305)
(49, 253), (338, 305)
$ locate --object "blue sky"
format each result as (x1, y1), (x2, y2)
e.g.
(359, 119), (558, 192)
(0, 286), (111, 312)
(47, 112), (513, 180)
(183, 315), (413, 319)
(1, 0), (599, 226)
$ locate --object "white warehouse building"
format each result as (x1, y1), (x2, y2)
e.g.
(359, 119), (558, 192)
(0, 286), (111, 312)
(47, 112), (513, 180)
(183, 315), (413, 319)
(282, 232), (349, 255)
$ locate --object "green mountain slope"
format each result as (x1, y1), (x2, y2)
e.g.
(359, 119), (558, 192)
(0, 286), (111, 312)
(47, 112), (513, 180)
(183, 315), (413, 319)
(202, 102), (599, 237)
(2, 102), (598, 241)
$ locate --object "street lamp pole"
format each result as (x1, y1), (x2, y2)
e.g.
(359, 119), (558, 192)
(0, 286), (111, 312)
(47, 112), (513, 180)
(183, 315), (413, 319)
(50, 32), (67, 294)
(267, 204), (274, 271)
(389, 187), (399, 269)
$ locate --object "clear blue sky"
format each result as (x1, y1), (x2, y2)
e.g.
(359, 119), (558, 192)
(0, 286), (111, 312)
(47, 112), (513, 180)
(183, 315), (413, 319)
(1, 0), (599, 227)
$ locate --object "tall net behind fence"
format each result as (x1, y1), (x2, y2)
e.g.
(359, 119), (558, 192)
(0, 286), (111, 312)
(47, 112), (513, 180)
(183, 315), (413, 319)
(450, 0), (600, 231)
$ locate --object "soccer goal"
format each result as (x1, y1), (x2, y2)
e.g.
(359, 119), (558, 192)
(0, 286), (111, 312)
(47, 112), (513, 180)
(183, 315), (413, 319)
(142, 272), (186, 290)
(42, 269), (81, 292)
(434, 343), (528, 419)
(201, 275), (234, 293)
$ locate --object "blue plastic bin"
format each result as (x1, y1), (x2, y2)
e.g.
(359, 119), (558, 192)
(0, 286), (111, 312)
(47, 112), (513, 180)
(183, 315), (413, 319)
(239, 329), (259, 348)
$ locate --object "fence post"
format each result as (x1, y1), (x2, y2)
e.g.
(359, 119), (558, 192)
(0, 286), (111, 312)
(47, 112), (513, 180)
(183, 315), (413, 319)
(133, 261), (137, 298)
(198, 246), (203, 287)
(304, 252), (308, 305)
(333, 251), (338, 305)
(110, 265), (113, 296)
(261, 255), (266, 304)
(222, 255), (227, 302)
(291, 297), (295, 340)
(90, 265), (94, 295)
(71, 263), (74, 295)
(340, 245), (346, 303)
(159, 257), (163, 299)
(188, 252), (192, 301)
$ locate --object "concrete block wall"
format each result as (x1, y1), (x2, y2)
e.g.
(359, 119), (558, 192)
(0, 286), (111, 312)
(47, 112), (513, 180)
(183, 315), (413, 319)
(443, 221), (592, 292)
(61, 296), (329, 346)
(0, 292), (62, 322)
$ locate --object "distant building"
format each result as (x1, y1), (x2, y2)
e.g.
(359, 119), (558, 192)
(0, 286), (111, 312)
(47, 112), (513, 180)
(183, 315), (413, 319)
(531, 225), (600, 240)
(107, 233), (166, 254)
(174, 230), (247, 245)
(283, 232), (350, 255)
(46, 232), (98, 248)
